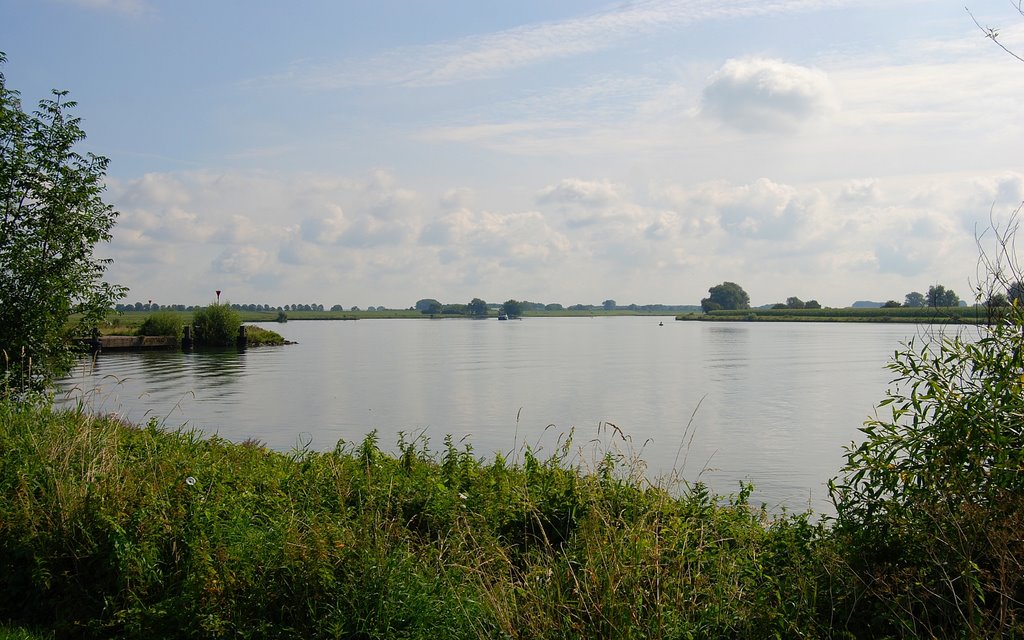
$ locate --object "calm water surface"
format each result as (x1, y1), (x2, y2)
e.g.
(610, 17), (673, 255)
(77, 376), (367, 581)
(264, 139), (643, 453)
(58, 317), (941, 512)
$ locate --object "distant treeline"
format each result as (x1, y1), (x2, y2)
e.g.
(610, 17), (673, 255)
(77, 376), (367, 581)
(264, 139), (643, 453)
(114, 302), (387, 313)
(689, 305), (991, 323)
(114, 301), (703, 314)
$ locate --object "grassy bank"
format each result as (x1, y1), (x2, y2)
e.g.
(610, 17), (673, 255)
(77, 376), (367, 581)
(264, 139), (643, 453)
(1, 401), (838, 639)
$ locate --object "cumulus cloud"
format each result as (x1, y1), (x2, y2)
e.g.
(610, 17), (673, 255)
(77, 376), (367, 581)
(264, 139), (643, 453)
(701, 58), (838, 133)
(212, 246), (275, 276)
(299, 206), (347, 245)
(536, 178), (624, 206)
(534, 179), (638, 228)
(98, 166), (1018, 309)
(839, 179), (882, 203)
(677, 178), (824, 240)
(440, 188), (476, 210)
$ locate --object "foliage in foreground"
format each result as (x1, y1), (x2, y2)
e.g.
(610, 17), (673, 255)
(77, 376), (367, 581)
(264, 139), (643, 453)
(0, 53), (126, 391)
(0, 403), (834, 639)
(830, 308), (1024, 633)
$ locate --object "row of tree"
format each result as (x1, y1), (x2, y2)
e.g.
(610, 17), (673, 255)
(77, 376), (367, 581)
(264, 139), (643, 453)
(888, 285), (963, 308)
(414, 298), (702, 317)
(416, 298), (520, 318)
(113, 302), (398, 313)
(699, 282), (975, 312)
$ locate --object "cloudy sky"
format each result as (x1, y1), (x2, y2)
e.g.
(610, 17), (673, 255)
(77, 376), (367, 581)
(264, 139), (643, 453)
(3, 0), (1023, 309)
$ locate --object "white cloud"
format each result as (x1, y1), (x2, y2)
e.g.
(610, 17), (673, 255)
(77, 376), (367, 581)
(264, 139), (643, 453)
(212, 246), (274, 276)
(299, 206), (347, 245)
(536, 178), (625, 207)
(701, 58), (838, 133)
(100, 165), (1024, 309)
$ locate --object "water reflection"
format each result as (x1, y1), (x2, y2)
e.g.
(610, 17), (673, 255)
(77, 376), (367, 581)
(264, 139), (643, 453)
(59, 347), (249, 427)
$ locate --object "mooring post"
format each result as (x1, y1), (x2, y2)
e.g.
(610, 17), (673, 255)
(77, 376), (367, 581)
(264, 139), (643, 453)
(237, 325), (248, 349)
(89, 327), (102, 354)
(182, 325), (194, 351)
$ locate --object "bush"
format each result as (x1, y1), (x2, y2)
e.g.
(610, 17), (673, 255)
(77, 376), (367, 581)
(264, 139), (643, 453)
(136, 311), (184, 340)
(191, 303), (241, 347)
(245, 325), (286, 346)
(830, 214), (1024, 637)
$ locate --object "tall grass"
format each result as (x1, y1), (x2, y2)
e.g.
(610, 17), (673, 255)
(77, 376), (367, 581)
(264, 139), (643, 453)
(0, 402), (835, 639)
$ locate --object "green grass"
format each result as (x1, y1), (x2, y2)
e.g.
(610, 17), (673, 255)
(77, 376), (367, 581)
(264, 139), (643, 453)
(0, 401), (838, 639)
(244, 325), (287, 346)
(0, 626), (52, 640)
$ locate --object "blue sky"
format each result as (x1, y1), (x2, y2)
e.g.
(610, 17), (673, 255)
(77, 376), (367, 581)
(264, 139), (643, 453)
(3, 0), (1023, 308)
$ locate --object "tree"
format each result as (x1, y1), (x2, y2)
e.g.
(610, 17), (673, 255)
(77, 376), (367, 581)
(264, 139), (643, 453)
(415, 298), (442, 314)
(467, 298), (488, 317)
(881, 300), (902, 308)
(904, 291), (926, 307)
(602, 299), (616, 311)
(926, 284), (960, 307)
(501, 299), (523, 318)
(785, 296), (805, 309)
(805, 299), (822, 309)
(700, 282), (750, 312)
(0, 55), (126, 390)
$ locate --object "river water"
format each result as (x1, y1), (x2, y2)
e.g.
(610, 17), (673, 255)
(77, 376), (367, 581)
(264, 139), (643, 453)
(57, 317), (947, 513)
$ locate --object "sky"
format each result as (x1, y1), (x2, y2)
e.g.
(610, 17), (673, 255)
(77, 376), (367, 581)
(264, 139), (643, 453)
(2, 0), (1023, 309)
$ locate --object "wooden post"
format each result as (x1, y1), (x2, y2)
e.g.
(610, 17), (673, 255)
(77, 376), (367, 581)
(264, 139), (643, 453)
(236, 325), (248, 349)
(182, 325), (194, 350)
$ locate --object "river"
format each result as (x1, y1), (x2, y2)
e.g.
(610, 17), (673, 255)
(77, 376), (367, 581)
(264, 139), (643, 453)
(57, 317), (950, 513)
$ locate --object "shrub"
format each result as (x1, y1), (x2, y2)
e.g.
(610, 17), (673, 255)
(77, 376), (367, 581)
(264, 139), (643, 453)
(191, 303), (241, 347)
(245, 325), (285, 346)
(136, 311), (184, 340)
(830, 215), (1024, 637)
